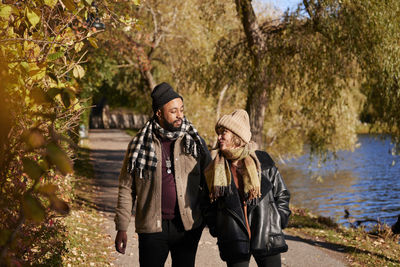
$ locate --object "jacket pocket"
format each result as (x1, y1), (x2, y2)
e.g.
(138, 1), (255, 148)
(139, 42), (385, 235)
(267, 234), (288, 255)
(269, 201), (282, 235)
(266, 201), (288, 255)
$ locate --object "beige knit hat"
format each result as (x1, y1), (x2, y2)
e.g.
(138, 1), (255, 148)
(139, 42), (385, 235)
(215, 109), (251, 143)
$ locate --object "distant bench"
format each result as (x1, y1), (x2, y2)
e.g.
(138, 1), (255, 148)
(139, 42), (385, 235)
(90, 104), (149, 129)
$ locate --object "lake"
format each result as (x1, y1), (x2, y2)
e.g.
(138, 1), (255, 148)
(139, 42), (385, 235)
(278, 134), (400, 227)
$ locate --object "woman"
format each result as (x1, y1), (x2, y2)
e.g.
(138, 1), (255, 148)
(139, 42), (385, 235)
(203, 109), (291, 267)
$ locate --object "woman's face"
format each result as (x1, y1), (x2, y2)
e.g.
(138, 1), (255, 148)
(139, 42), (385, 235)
(217, 128), (236, 151)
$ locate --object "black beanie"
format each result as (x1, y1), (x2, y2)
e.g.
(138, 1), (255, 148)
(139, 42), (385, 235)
(151, 82), (182, 112)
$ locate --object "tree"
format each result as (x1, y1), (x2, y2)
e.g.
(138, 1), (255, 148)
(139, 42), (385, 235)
(0, 0), (138, 263)
(208, 0), (400, 158)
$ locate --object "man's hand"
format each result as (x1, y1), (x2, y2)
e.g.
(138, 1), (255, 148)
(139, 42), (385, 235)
(115, 230), (128, 254)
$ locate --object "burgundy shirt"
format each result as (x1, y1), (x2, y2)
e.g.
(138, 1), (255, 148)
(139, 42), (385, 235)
(160, 138), (178, 220)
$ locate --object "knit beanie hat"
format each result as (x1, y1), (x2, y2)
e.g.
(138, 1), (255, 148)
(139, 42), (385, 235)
(151, 82), (182, 112)
(216, 109), (251, 143)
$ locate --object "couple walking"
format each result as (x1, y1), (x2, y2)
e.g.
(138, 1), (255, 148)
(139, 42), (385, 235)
(114, 82), (291, 267)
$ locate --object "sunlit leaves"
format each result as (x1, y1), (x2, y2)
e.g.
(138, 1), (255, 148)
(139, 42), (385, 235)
(0, 4), (12, 19)
(0, 0), (133, 262)
(74, 42), (84, 52)
(62, 0), (76, 12)
(22, 194), (45, 223)
(48, 51), (64, 61)
(26, 8), (40, 28)
(72, 64), (85, 79)
(87, 37), (98, 49)
(46, 143), (73, 175)
(44, 0), (58, 8)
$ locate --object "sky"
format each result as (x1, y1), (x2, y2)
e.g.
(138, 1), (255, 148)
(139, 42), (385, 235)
(262, 0), (302, 12)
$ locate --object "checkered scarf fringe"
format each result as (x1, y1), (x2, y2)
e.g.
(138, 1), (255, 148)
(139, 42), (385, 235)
(127, 116), (203, 178)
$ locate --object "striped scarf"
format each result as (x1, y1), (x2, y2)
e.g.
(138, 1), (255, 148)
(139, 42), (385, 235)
(205, 143), (261, 203)
(127, 116), (203, 178)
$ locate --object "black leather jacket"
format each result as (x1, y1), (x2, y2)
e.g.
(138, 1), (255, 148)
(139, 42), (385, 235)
(203, 150), (291, 262)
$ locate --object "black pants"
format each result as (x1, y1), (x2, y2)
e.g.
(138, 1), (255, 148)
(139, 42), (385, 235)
(227, 253), (282, 267)
(138, 218), (203, 267)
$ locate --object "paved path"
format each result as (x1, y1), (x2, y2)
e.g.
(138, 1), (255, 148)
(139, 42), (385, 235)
(88, 129), (348, 267)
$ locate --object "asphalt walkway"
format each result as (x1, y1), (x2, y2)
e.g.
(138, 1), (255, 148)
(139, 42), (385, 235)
(88, 129), (348, 267)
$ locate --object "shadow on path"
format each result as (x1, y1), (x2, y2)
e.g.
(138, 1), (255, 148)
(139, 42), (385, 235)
(285, 234), (400, 265)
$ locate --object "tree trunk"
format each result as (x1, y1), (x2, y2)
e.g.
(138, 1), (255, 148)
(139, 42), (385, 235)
(235, 0), (268, 147)
(144, 69), (156, 90)
(246, 87), (267, 146)
(213, 84), (229, 147)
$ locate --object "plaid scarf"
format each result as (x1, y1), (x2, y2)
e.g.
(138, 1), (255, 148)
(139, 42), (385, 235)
(127, 116), (203, 179)
(205, 143), (261, 203)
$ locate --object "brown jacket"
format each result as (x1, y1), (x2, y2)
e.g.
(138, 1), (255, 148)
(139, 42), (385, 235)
(114, 134), (211, 233)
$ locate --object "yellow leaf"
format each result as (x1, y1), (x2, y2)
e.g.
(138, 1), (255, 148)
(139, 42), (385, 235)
(0, 5), (12, 19)
(133, 0), (140, 6)
(26, 8), (40, 28)
(44, 0), (58, 8)
(88, 37), (98, 49)
(72, 65), (85, 79)
(74, 42), (84, 52)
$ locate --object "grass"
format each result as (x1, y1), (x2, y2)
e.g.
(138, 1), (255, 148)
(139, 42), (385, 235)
(286, 207), (400, 267)
(61, 144), (114, 266)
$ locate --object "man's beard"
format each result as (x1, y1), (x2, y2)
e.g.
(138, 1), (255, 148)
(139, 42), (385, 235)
(164, 119), (182, 132)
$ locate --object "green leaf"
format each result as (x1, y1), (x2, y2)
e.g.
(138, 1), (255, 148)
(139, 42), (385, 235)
(72, 64), (85, 79)
(88, 37), (98, 49)
(46, 143), (73, 175)
(26, 8), (40, 28)
(0, 5), (12, 19)
(62, 0), (76, 12)
(22, 194), (45, 223)
(22, 158), (44, 181)
(48, 51), (64, 61)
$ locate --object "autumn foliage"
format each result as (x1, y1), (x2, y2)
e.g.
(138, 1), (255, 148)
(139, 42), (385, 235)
(0, 0), (102, 264)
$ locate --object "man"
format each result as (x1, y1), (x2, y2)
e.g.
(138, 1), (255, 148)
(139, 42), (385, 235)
(114, 82), (211, 267)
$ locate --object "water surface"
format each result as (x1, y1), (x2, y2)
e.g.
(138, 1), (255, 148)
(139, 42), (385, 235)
(278, 134), (400, 227)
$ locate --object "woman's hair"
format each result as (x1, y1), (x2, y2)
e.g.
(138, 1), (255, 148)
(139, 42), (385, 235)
(216, 126), (246, 148)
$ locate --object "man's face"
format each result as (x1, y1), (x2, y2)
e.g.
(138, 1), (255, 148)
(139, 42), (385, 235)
(156, 98), (184, 131)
